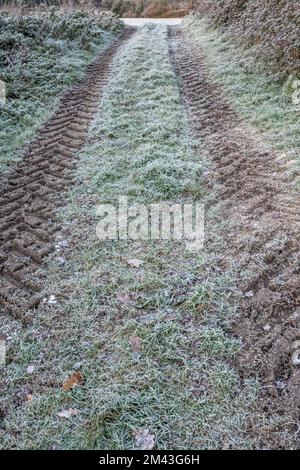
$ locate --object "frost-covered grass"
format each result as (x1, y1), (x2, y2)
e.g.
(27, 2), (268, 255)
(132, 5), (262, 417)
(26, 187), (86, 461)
(0, 10), (122, 173)
(183, 16), (300, 162)
(76, 25), (202, 203)
(1, 25), (262, 450)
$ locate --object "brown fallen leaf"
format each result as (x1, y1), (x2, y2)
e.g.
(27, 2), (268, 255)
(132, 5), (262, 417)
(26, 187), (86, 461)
(133, 429), (155, 450)
(57, 408), (79, 418)
(62, 371), (83, 391)
(126, 258), (144, 268)
(129, 335), (141, 353)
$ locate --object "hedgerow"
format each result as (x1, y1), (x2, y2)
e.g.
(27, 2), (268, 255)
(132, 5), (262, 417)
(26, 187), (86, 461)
(196, 0), (300, 81)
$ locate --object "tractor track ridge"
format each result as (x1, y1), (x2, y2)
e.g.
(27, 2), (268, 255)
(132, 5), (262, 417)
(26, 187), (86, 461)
(169, 26), (300, 442)
(0, 27), (134, 323)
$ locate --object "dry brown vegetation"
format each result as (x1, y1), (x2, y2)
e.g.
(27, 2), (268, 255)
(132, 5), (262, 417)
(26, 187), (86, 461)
(0, 0), (192, 18)
(126, 0), (191, 18)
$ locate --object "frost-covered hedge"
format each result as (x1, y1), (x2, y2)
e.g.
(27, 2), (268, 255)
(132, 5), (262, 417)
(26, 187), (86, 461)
(0, 9), (123, 172)
(0, 9), (123, 57)
(196, 0), (300, 80)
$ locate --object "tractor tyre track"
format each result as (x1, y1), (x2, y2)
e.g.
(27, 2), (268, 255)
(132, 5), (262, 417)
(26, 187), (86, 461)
(0, 28), (134, 322)
(169, 26), (300, 443)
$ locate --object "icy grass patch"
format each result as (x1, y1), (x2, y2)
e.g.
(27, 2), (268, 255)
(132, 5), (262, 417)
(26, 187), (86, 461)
(78, 25), (201, 202)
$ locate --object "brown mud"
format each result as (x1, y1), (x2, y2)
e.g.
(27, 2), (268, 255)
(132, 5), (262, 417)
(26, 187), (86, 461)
(0, 29), (134, 323)
(169, 26), (300, 447)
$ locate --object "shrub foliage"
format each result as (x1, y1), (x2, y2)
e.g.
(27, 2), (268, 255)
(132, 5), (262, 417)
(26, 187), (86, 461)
(197, 0), (300, 80)
(0, 9), (123, 171)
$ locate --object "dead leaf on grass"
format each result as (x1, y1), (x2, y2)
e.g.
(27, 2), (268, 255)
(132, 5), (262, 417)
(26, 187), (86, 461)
(129, 335), (141, 353)
(126, 258), (144, 268)
(133, 428), (155, 450)
(57, 408), (79, 418)
(62, 371), (83, 391)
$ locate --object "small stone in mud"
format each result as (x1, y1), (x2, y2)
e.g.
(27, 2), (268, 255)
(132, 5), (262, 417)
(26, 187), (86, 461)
(275, 380), (286, 390)
(291, 350), (300, 367)
(244, 290), (254, 298)
(43, 295), (57, 305)
(292, 340), (300, 350)
(49, 295), (56, 303)
(55, 240), (69, 250)
(263, 324), (271, 332)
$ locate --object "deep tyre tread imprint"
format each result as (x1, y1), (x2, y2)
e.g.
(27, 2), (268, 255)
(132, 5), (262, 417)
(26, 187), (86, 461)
(0, 29), (134, 322)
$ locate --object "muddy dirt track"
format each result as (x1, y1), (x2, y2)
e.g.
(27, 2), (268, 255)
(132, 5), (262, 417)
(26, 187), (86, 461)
(169, 27), (300, 438)
(0, 29), (134, 322)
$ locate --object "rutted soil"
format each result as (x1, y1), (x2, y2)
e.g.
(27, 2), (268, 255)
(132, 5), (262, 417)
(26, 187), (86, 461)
(169, 27), (300, 444)
(0, 29), (134, 322)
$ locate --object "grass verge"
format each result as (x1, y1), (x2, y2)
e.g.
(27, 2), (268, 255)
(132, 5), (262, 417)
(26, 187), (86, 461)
(0, 9), (123, 173)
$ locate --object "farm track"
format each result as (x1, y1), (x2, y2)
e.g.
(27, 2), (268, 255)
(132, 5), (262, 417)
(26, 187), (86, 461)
(0, 28), (134, 323)
(169, 27), (300, 435)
